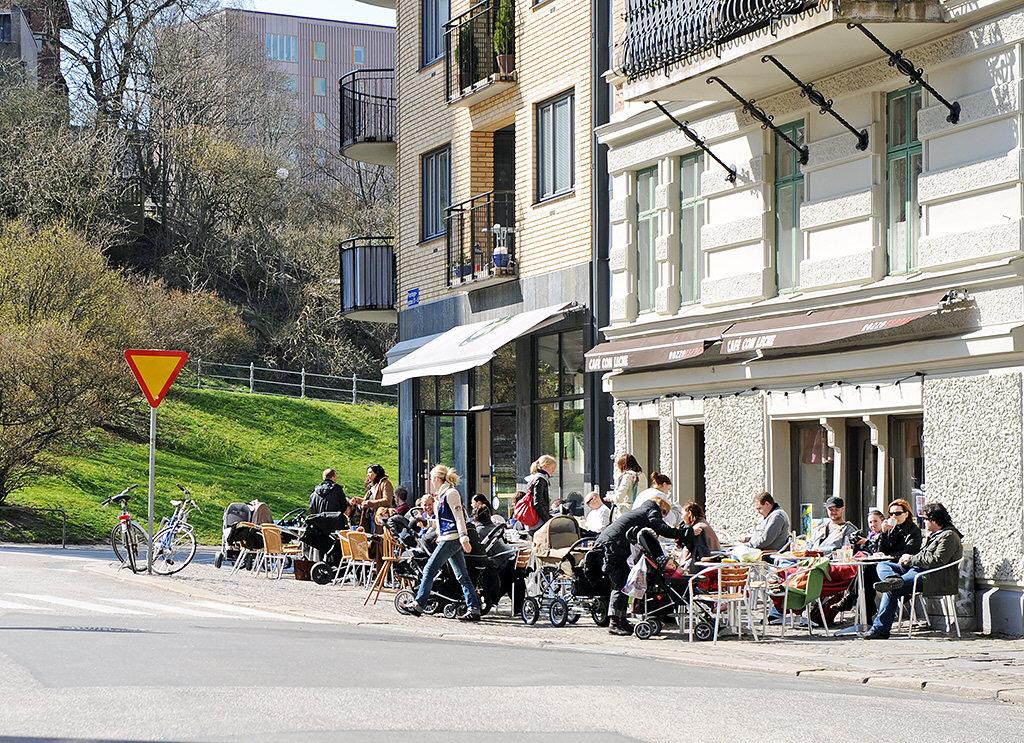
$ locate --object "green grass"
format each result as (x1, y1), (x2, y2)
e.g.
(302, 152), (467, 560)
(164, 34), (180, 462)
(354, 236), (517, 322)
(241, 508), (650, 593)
(2, 388), (398, 545)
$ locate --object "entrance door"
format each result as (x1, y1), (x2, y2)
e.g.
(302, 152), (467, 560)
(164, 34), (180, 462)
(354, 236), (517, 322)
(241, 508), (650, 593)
(845, 423), (875, 530)
(418, 411), (474, 499)
(490, 410), (517, 515)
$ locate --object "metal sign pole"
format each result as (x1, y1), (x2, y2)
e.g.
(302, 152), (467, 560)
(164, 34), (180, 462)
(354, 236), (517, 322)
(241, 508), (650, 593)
(147, 405), (156, 574)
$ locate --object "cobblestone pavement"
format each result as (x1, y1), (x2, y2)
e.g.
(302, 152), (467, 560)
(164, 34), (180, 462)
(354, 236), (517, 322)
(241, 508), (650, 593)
(92, 558), (1024, 705)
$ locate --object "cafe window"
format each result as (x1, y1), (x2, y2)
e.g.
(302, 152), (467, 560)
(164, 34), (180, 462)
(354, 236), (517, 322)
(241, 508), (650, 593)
(533, 330), (586, 499)
(417, 375), (455, 411)
(791, 423), (834, 531)
(473, 343), (516, 408)
(891, 415), (925, 511)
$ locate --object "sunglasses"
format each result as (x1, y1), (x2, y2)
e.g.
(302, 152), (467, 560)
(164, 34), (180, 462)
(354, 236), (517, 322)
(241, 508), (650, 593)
(889, 510), (906, 516)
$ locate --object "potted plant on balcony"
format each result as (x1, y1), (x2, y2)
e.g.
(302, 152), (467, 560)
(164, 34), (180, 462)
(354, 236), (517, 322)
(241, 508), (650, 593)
(493, 0), (514, 77)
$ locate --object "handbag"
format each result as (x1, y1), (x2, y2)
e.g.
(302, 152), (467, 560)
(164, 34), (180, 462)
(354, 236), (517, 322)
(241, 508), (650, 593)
(513, 483), (540, 528)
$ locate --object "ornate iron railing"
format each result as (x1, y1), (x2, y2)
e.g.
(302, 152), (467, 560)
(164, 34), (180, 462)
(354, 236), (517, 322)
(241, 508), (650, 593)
(619, 0), (814, 80)
(339, 236), (396, 316)
(339, 68), (395, 151)
(444, 0), (515, 103)
(445, 190), (516, 287)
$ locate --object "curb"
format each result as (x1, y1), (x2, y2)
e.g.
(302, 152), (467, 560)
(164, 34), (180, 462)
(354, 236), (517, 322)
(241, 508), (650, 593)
(85, 562), (1022, 705)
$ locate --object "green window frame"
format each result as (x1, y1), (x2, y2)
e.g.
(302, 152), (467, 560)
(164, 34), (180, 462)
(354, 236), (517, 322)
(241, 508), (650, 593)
(679, 152), (705, 305)
(886, 86), (923, 274)
(636, 167), (658, 313)
(774, 120), (805, 293)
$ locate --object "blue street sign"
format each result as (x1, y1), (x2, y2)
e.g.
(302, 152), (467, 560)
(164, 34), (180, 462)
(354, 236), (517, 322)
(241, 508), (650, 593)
(407, 288), (420, 307)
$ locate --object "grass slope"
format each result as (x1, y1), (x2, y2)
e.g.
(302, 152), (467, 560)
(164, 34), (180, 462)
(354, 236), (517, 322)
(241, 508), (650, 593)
(4, 388), (397, 545)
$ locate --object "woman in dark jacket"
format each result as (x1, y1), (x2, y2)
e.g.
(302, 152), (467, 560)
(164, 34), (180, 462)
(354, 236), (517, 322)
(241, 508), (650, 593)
(878, 499), (923, 556)
(516, 455), (556, 533)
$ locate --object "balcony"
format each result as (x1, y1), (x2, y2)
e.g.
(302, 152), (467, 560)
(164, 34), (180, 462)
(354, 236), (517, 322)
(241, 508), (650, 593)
(445, 191), (516, 290)
(339, 237), (397, 323)
(445, 0), (516, 107)
(616, 0), (947, 104)
(339, 68), (395, 166)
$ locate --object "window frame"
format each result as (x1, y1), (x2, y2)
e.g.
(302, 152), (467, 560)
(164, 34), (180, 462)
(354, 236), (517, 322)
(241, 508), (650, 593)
(532, 329), (586, 500)
(313, 111), (327, 131)
(635, 166), (659, 314)
(421, 0), (449, 67)
(774, 119), (805, 293)
(312, 77), (327, 97)
(265, 33), (297, 63)
(679, 152), (705, 306)
(353, 45), (366, 65)
(421, 145), (451, 242)
(535, 90), (575, 202)
(313, 40), (326, 61)
(886, 86), (923, 275)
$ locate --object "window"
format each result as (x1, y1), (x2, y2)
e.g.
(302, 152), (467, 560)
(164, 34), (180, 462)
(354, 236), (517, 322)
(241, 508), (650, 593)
(313, 77), (327, 97)
(313, 112), (326, 131)
(887, 87), (923, 274)
(422, 0), (449, 65)
(0, 14), (11, 43)
(282, 74), (299, 94)
(891, 416), (925, 508)
(353, 45), (366, 65)
(636, 167), (659, 313)
(774, 120), (805, 292)
(533, 330), (586, 499)
(536, 91), (574, 200)
(313, 41), (326, 60)
(422, 146), (451, 241)
(265, 34), (298, 63)
(679, 153), (705, 305)
(791, 422), (834, 534)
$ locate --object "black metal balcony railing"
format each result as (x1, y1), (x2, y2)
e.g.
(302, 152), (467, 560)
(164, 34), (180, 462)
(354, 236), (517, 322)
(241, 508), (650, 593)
(445, 191), (516, 288)
(620, 0), (813, 80)
(339, 68), (395, 152)
(444, 0), (515, 103)
(339, 236), (396, 319)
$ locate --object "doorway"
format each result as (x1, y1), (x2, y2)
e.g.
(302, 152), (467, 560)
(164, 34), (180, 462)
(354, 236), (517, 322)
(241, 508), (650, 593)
(493, 126), (515, 238)
(845, 423), (875, 530)
(418, 411), (474, 500)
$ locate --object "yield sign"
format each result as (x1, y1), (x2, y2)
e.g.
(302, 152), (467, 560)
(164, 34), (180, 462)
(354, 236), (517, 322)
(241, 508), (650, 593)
(124, 350), (189, 408)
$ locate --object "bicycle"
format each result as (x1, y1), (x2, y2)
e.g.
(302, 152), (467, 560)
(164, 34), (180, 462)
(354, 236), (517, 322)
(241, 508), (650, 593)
(103, 485), (150, 574)
(151, 484), (199, 576)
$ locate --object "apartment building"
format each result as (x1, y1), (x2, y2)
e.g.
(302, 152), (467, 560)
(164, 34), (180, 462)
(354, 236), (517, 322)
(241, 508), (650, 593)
(0, 1), (70, 88)
(591, 0), (1024, 633)
(217, 8), (394, 168)
(341, 0), (614, 506)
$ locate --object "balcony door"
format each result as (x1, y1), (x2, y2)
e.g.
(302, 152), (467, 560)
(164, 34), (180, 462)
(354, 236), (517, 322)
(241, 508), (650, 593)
(493, 126), (515, 232)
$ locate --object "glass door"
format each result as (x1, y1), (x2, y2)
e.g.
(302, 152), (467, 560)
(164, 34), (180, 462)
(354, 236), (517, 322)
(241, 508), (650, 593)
(845, 423), (874, 530)
(418, 411), (474, 499)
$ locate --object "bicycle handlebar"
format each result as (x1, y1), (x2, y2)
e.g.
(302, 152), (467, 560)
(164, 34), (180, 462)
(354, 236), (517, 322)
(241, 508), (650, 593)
(101, 484), (139, 506)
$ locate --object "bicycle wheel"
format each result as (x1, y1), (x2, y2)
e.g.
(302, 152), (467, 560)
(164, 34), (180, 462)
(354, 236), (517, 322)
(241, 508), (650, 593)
(151, 526), (197, 575)
(111, 522), (150, 572)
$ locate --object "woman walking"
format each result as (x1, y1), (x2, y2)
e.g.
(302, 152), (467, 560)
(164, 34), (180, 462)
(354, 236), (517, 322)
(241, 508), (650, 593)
(611, 454), (643, 507)
(404, 465), (482, 622)
(361, 464), (394, 534)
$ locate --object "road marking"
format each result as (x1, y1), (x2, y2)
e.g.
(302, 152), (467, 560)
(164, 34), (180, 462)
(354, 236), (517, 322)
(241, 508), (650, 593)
(6, 594), (153, 616)
(0, 599), (54, 612)
(189, 601), (330, 624)
(104, 599), (235, 618)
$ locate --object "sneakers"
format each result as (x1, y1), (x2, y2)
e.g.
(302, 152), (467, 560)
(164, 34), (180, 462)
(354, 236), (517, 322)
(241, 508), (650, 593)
(873, 576), (905, 593)
(457, 609), (481, 622)
(404, 601), (423, 617)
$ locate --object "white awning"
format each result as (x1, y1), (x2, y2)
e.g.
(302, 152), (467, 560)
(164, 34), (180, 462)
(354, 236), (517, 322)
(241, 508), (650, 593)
(380, 301), (577, 386)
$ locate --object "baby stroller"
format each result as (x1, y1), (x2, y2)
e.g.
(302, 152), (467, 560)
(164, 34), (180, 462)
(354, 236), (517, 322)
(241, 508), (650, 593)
(630, 527), (717, 641)
(214, 501), (273, 569)
(304, 511), (348, 585)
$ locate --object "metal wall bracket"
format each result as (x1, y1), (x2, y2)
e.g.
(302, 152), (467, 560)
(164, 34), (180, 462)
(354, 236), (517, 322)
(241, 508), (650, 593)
(761, 55), (869, 151)
(653, 102), (737, 183)
(848, 23), (961, 124)
(707, 76), (809, 165)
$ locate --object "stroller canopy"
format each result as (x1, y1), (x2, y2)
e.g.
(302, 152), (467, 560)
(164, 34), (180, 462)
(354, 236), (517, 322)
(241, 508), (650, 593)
(532, 515), (581, 560)
(223, 503), (252, 529)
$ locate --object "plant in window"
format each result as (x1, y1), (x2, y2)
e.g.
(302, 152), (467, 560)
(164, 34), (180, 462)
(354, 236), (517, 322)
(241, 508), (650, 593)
(493, 0), (514, 77)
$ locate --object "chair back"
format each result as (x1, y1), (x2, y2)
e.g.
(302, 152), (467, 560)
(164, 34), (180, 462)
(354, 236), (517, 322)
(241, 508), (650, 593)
(348, 530), (371, 561)
(337, 531), (353, 559)
(260, 525), (284, 555)
(718, 565), (749, 591)
(381, 529), (399, 559)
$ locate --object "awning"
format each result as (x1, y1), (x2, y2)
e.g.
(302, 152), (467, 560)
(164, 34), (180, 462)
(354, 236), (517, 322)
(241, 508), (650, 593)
(385, 333), (441, 365)
(720, 289), (957, 355)
(585, 324), (731, 372)
(380, 301), (577, 386)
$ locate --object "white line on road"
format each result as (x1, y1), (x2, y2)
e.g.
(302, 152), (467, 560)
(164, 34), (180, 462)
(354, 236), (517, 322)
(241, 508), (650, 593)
(0, 599), (54, 612)
(6, 594), (153, 616)
(189, 601), (331, 624)
(104, 599), (236, 618)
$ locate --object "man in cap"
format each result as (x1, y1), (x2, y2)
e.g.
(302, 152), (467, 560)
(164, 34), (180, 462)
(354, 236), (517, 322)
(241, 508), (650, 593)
(807, 495), (859, 554)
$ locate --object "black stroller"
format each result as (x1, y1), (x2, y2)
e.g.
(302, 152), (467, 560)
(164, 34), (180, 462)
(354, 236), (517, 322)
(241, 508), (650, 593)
(303, 511), (348, 585)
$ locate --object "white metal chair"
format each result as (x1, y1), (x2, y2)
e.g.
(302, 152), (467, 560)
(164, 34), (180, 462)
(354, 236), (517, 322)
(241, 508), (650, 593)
(898, 556), (966, 638)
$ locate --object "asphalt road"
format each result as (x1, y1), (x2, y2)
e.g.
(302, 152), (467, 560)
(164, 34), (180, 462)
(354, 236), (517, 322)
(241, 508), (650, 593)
(0, 546), (1020, 743)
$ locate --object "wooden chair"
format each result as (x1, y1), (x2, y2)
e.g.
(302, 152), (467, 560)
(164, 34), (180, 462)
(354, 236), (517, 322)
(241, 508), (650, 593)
(338, 530), (374, 586)
(230, 522), (260, 574)
(364, 529), (404, 605)
(254, 525), (289, 579)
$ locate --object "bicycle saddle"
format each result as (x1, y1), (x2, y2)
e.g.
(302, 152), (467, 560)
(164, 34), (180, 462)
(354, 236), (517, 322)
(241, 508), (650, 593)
(170, 499), (183, 507)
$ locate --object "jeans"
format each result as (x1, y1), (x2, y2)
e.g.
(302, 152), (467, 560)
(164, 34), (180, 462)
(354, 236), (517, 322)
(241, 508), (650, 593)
(414, 537), (481, 613)
(871, 561), (920, 636)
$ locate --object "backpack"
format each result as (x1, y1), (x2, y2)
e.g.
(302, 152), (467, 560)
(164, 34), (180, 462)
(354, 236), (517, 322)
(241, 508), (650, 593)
(513, 481), (541, 528)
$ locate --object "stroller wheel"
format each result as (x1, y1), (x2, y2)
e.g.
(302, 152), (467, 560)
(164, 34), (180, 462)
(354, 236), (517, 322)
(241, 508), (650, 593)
(310, 562), (334, 586)
(443, 602), (459, 619)
(522, 597), (540, 626)
(634, 621), (655, 640)
(394, 589), (416, 615)
(591, 598), (610, 627)
(549, 597), (569, 627)
(424, 599), (441, 615)
(567, 613), (581, 625)
(213, 552), (224, 569)
(651, 619), (663, 636)
(693, 620), (715, 642)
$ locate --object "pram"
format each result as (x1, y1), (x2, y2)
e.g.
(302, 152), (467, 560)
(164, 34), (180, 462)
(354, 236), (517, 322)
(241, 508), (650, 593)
(214, 501), (301, 570)
(304, 511), (349, 585)
(520, 515), (609, 627)
(630, 527), (717, 641)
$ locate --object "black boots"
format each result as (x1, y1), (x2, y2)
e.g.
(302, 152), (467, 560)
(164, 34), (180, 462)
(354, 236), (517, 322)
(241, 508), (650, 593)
(608, 614), (632, 636)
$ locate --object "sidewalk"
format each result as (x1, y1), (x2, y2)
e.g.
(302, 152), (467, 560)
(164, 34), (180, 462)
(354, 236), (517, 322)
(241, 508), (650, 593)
(93, 560), (1024, 705)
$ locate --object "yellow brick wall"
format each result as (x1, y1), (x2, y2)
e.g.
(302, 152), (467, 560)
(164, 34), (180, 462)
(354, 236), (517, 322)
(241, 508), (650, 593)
(395, 0), (593, 312)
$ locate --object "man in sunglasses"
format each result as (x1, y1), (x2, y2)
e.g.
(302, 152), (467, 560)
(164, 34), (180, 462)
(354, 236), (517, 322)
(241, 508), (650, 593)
(865, 502), (964, 640)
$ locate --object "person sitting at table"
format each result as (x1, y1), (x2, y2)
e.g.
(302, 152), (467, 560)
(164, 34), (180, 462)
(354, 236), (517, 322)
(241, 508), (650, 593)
(832, 508), (886, 624)
(679, 501), (721, 570)
(582, 490), (612, 535)
(865, 502), (964, 640)
(878, 498), (923, 558)
(739, 491), (791, 552)
(806, 496), (859, 554)
(855, 509), (885, 554)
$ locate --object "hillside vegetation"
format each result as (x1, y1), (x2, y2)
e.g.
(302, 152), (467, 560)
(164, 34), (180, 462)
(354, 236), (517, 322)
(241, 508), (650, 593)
(2, 388), (398, 545)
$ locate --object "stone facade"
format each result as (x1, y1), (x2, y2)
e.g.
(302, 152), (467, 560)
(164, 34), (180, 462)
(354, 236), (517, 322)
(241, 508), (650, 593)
(703, 395), (767, 535)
